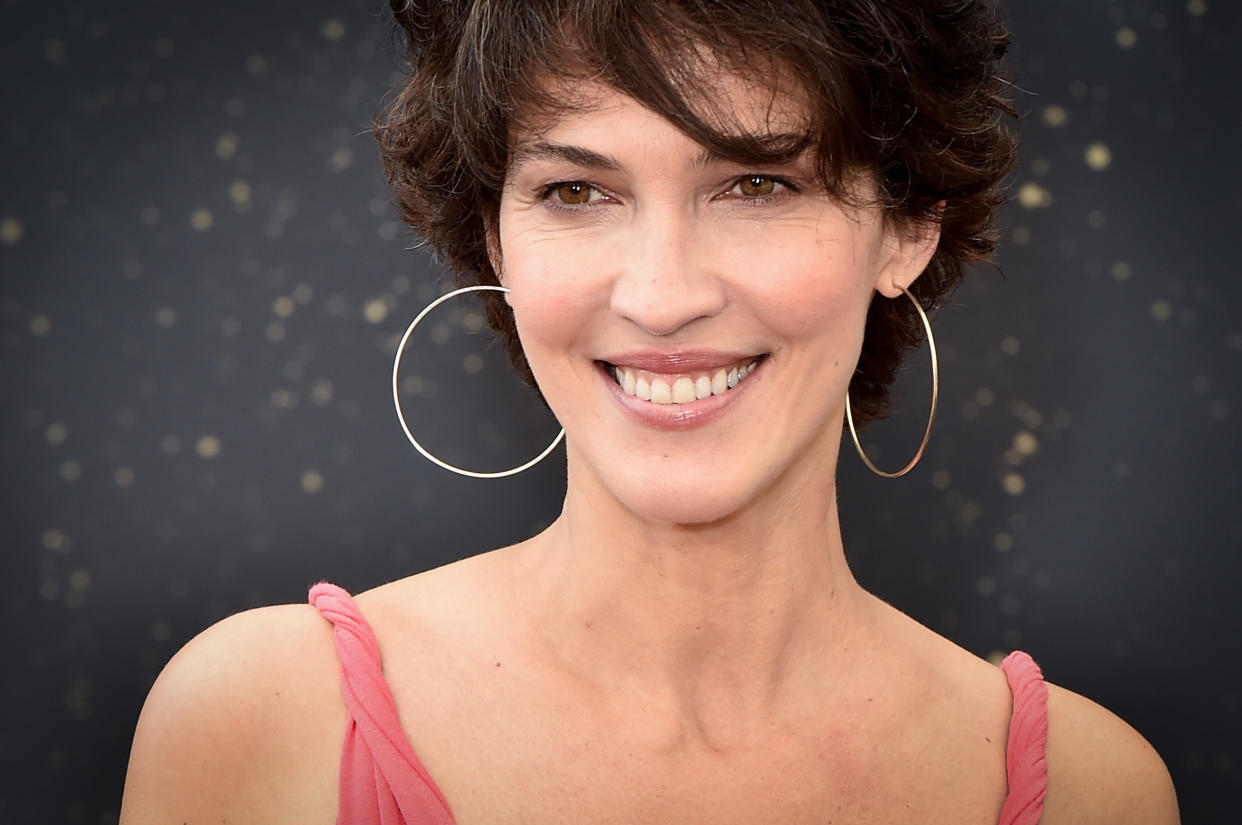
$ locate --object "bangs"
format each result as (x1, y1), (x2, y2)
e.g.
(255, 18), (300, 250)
(449, 0), (870, 203)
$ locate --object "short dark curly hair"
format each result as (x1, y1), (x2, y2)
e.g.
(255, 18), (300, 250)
(374, 0), (1018, 425)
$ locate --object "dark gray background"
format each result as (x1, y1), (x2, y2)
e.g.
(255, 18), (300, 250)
(2, 0), (1238, 822)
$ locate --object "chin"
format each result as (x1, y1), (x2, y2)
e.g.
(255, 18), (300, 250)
(625, 496), (743, 527)
(605, 465), (767, 527)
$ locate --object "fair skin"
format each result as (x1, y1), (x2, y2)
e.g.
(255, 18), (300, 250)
(120, 77), (1179, 825)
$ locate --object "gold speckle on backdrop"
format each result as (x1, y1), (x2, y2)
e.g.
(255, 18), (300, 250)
(190, 208), (214, 231)
(300, 469), (324, 493)
(1084, 141), (1113, 170)
(1040, 104), (1068, 128)
(329, 147), (354, 172)
(310, 379), (334, 405)
(321, 19), (346, 41)
(42, 528), (71, 552)
(1, 215), (23, 244)
(1017, 181), (1053, 209)
(29, 314), (52, 336)
(1003, 472), (1027, 497)
(215, 132), (239, 159)
(229, 180), (252, 206)
(1013, 431), (1039, 457)
(44, 422), (68, 445)
(195, 435), (222, 459)
(364, 298), (389, 324)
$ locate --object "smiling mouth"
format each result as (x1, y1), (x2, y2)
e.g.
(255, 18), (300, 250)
(600, 356), (765, 405)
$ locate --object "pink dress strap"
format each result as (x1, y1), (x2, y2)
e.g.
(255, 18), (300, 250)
(309, 582), (457, 825)
(997, 650), (1049, 825)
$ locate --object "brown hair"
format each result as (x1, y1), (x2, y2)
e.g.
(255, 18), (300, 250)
(374, 0), (1018, 425)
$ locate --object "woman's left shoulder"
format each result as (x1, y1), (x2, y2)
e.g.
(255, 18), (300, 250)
(1041, 681), (1180, 825)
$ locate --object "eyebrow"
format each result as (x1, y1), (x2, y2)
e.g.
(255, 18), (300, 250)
(510, 137), (810, 173)
(511, 141), (623, 171)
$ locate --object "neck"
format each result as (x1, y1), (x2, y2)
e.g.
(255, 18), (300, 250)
(502, 450), (874, 752)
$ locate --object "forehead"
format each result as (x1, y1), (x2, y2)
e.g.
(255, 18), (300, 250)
(509, 71), (811, 157)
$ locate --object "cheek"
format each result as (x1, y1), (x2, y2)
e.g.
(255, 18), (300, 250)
(500, 236), (607, 360)
(736, 239), (874, 345)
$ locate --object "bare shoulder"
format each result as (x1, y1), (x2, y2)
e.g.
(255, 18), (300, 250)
(120, 602), (345, 825)
(1042, 681), (1180, 825)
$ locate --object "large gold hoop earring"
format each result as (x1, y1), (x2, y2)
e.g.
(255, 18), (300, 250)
(845, 286), (939, 479)
(392, 284), (565, 479)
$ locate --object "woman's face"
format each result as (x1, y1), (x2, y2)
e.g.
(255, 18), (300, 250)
(496, 77), (933, 525)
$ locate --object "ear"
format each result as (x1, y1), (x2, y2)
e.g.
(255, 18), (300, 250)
(483, 217), (504, 283)
(873, 204), (943, 299)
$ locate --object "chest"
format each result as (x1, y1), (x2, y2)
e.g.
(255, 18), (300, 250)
(374, 664), (1010, 825)
(415, 726), (1009, 825)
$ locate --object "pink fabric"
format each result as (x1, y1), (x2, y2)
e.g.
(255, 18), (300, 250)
(311, 582), (1049, 825)
(309, 582), (455, 825)
(998, 650), (1050, 825)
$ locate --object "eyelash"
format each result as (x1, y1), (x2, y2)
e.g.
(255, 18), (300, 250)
(536, 174), (800, 213)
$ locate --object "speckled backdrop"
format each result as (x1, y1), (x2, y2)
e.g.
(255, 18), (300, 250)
(2, 0), (1239, 822)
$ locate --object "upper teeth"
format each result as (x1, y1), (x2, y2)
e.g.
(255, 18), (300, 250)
(612, 360), (760, 404)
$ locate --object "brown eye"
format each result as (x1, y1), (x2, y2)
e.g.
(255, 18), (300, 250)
(553, 182), (592, 205)
(738, 175), (776, 197)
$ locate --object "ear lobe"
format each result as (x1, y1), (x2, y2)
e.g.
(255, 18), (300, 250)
(874, 209), (943, 299)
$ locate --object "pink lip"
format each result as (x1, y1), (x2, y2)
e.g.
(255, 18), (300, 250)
(596, 358), (762, 431)
(599, 349), (762, 372)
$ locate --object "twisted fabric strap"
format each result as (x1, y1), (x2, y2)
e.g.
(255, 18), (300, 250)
(997, 650), (1049, 825)
(310, 582), (456, 825)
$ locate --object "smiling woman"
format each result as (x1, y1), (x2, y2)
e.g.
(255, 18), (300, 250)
(494, 82), (929, 524)
(118, 2), (1180, 825)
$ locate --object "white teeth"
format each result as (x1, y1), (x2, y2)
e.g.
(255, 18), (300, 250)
(611, 360), (759, 405)
(621, 368), (636, 395)
(672, 377), (696, 404)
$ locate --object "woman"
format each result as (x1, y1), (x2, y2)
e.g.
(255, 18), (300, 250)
(120, 1), (1179, 823)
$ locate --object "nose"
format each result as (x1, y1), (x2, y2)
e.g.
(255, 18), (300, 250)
(609, 213), (727, 336)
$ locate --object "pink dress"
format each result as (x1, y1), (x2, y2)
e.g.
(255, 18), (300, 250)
(310, 582), (1048, 825)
